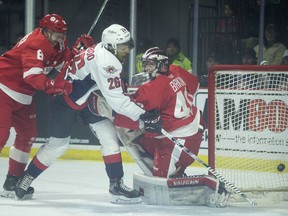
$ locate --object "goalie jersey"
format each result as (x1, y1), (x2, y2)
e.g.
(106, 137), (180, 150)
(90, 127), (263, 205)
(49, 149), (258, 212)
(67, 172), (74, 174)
(133, 65), (201, 136)
(114, 65), (202, 138)
(64, 42), (144, 121)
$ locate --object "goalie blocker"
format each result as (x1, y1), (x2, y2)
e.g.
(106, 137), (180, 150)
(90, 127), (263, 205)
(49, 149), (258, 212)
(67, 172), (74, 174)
(133, 173), (229, 207)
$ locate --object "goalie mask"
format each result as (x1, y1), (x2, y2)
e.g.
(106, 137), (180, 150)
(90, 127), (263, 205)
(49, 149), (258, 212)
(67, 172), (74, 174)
(101, 24), (135, 56)
(141, 47), (169, 79)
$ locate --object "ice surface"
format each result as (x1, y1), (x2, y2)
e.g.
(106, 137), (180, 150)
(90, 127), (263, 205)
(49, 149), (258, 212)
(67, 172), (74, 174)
(0, 158), (287, 216)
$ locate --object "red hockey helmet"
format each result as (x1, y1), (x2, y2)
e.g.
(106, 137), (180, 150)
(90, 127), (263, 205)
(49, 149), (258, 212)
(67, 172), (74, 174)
(39, 14), (67, 33)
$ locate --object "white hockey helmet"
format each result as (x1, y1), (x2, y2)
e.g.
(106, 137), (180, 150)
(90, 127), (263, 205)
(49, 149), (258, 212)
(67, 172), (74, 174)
(141, 47), (169, 79)
(101, 24), (134, 51)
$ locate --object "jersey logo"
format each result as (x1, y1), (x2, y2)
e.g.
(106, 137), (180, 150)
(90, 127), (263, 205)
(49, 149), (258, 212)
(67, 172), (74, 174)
(103, 65), (118, 74)
(43, 66), (53, 74)
(37, 49), (44, 60)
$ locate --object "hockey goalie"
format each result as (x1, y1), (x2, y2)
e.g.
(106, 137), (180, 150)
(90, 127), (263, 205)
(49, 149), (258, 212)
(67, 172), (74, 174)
(88, 47), (229, 207)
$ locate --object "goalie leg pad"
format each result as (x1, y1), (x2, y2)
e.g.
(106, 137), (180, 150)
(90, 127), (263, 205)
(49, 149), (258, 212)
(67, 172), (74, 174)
(126, 143), (153, 176)
(116, 126), (153, 176)
(206, 181), (230, 208)
(133, 173), (229, 207)
(115, 126), (143, 146)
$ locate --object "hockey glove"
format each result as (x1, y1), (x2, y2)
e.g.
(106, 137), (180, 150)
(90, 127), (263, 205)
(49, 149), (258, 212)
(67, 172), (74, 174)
(71, 34), (95, 56)
(44, 73), (72, 96)
(140, 109), (162, 134)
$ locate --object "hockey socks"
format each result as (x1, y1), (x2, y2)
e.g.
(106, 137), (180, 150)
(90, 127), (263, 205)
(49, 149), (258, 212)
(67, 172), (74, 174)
(14, 157), (48, 200)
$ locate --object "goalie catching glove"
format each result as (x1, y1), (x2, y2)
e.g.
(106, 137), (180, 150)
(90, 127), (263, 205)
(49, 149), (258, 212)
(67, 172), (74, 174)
(140, 109), (162, 134)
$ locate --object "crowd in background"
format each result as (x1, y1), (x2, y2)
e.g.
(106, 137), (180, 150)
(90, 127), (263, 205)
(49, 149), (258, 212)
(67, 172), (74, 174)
(134, 0), (288, 87)
(2, 0), (288, 86)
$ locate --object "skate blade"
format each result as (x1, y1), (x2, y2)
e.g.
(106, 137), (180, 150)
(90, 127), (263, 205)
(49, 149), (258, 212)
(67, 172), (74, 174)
(15, 193), (33, 200)
(1, 190), (15, 198)
(110, 195), (142, 204)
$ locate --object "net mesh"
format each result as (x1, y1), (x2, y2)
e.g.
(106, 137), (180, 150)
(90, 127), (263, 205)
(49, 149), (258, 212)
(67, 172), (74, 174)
(209, 68), (288, 193)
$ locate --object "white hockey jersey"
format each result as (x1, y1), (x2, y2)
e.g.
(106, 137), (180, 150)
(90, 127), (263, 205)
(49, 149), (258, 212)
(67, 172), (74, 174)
(64, 43), (145, 121)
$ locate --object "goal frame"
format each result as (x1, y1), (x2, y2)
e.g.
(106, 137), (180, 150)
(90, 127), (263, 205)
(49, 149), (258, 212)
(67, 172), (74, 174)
(207, 64), (288, 193)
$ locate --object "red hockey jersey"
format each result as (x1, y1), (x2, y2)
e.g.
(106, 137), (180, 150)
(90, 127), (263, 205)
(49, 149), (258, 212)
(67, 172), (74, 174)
(114, 65), (202, 137)
(0, 28), (70, 104)
(134, 65), (199, 132)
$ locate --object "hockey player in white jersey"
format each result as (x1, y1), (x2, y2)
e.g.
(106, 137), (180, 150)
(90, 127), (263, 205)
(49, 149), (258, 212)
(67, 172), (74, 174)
(15, 24), (162, 204)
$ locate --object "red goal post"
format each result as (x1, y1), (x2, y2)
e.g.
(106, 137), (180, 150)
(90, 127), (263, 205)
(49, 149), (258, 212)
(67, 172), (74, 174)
(208, 65), (288, 196)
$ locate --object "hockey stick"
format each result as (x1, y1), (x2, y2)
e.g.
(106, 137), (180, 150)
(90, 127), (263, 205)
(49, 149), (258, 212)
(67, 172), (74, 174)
(67, 0), (109, 83)
(115, 126), (153, 176)
(87, 0), (109, 36)
(160, 128), (257, 206)
(88, 92), (153, 176)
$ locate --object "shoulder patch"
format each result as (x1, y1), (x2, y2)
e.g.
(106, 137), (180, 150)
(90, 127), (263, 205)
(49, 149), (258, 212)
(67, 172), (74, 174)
(103, 65), (118, 74)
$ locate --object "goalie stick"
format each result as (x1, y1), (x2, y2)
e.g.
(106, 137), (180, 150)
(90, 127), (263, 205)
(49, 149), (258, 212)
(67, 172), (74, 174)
(160, 128), (257, 207)
(87, 0), (109, 36)
(88, 92), (153, 176)
(116, 127), (154, 176)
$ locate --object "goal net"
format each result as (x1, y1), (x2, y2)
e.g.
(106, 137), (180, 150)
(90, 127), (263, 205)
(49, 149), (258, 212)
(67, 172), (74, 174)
(208, 65), (288, 199)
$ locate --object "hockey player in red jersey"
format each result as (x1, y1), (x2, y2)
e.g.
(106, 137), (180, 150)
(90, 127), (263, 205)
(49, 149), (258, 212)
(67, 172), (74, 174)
(0, 13), (73, 199)
(114, 47), (206, 178)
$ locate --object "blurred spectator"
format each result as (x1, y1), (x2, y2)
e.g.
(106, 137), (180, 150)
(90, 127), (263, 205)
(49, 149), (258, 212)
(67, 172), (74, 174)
(205, 54), (220, 71)
(240, 1), (260, 50)
(199, 53), (220, 87)
(135, 38), (154, 74)
(281, 49), (288, 65)
(237, 48), (258, 89)
(166, 38), (192, 73)
(214, 1), (240, 64)
(254, 23), (286, 65)
(216, 2), (239, 36)
(241, 48), (257, 65)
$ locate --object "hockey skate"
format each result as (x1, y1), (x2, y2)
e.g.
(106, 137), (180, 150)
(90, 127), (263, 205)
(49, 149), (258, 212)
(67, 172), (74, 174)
(15, 172), (35, 200)
(109, 178), (142, 204)
(1, 174), (34, 199)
